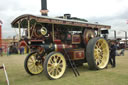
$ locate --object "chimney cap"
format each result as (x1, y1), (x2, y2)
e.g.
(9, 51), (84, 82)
(40, 10), (48, 14)
(64, 14), (71, 19)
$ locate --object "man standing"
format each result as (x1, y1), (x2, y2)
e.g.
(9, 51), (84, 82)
(119, 45), (125, 56)
(0, 47), (2, 56)
(109, 41), (117, 68)
(7, 46), (10, 56)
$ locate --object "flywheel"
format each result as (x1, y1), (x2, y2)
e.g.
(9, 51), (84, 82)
(83, 29), (95, 44)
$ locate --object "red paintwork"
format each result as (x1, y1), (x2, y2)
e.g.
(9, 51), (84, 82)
(55, 44), (63, 51)
(75, 51), (84, 59)
(72, 35), (81, 44)
(54, 39), (61, 44)
(55, 44), (77, 52)
(0, 25), (2, 48)
(31, 40), (43, 42)
(19, 41), (27, 47)
(67, 49), (85, 60)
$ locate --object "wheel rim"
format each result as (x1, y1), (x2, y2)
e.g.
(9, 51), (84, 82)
(47, 53), (66, 79)
(27, 53), (43, 74)
(94, 39), (109, 69)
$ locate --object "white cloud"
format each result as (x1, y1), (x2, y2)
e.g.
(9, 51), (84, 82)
(0, 0), (128, 38)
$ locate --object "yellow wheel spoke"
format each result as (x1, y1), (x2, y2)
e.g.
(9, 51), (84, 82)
(29, 64), (36, 72)
(29, 57), (34, 62)
(58, 59), (62, 64)
(50, 59), (54, 64)
(35, 65), (38, 72)
(51, 70), (54, 76)
(94, 49), (98, 52)
(56, 68), (60, 75)
(37, 65), (43, 70)
(48, 66), (54, 73)
(32, 65), (37, 72)
(54, 69), (57, 76)
(58, 63), (63, 68)
(31, 56), (36, 63)
(50, 69), (54, 75)
(54, 58), (57, 63)
(96, 59), (100, 65)
(28, 63), (35, 68)
(27, 60), (34, 63)
(95, 44), (98, 49)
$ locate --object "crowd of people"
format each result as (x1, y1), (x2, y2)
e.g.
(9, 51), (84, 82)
(0, 46), (25, 56)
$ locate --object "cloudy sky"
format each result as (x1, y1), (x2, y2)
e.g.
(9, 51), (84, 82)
(0, 0), (128, 39)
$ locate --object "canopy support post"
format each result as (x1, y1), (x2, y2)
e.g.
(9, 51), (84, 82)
(52, 24), (55, 41)
(18, 21), (21, 40)
(97, 29), (101, 37)
(27, 17), (31, 39)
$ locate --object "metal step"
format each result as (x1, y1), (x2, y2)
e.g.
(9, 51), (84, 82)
(64, 49), (80, 77)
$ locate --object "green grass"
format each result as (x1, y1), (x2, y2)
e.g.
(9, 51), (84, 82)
(0, 51), (128, 85)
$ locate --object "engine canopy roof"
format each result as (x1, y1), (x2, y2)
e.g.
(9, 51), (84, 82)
(11, 14), (111, 29)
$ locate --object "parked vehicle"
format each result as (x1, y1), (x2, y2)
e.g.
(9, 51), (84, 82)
(11, 14), (111, 80)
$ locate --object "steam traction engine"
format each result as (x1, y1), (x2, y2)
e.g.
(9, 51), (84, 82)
(11, 14), (110, 80)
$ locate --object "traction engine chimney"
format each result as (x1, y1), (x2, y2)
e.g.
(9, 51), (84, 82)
(40, 0), (48, 16)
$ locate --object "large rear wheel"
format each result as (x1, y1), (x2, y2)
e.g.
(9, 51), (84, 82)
(44, 52), (66, 80)
(86, 37), (109, 70)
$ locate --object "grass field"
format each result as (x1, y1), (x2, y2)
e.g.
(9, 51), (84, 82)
(0, 51), (128, 85)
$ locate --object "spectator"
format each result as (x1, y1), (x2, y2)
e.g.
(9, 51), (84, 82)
(119, 48), (125, 56)
(7, 46), (10, 56)
(109, 41), (117, 68)
(0, 47), (3, 56)
(20, 46), (24, 54)
(20, 47), (22, 54)
(21, 46), (24, 54)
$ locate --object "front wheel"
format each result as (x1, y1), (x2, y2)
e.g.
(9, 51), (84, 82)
(86, 37), (109, 70)
(24, 51), (44, 75)
(44, 52), (66, 80)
